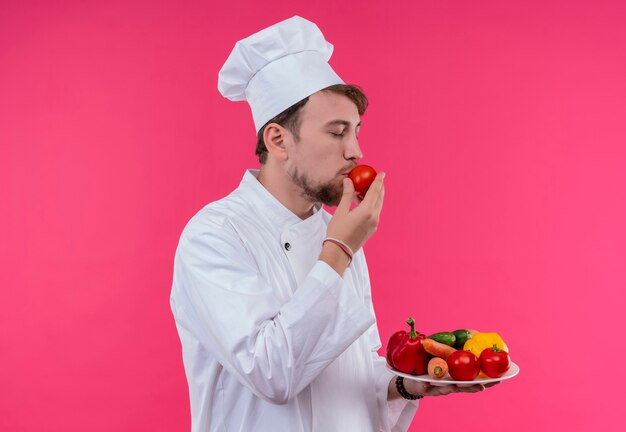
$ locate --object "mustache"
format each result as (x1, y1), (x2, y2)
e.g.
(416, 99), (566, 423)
(338, 163), (357, 175)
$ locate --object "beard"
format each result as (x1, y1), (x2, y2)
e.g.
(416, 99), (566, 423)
(288, 166), (343, 207)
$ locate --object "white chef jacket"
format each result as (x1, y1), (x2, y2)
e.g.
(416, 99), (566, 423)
(171, 170), (417, 432)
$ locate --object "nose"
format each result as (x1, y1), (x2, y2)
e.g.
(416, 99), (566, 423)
(344, 133), (363, 161)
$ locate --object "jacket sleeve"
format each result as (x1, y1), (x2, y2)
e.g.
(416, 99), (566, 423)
(170, 215), (375, 405)
(358, 252), (419, 432)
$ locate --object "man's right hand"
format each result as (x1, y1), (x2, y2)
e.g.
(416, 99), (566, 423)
(320, 172), (386, 274)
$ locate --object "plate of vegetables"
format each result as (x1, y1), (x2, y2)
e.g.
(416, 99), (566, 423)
(386, 318), (520, 386)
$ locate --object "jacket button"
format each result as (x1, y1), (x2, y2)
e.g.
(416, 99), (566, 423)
(284, 242), (291, 251)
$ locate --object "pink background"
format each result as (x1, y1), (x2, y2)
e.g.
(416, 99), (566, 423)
(2, 1), (625, 431)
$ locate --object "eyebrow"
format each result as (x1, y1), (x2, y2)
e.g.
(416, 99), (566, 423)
(324, 119), (362, 128)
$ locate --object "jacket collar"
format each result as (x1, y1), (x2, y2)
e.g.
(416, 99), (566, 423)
(238, 170), (324, 230)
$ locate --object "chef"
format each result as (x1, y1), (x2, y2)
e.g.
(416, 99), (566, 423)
(170, 16), (486, 432)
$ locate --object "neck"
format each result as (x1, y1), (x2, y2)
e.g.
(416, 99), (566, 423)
(257, 163), (316, 220)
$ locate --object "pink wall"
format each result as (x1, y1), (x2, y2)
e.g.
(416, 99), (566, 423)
(2, 1), (624, 431)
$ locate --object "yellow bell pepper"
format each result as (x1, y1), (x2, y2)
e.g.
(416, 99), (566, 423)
(463, 332), (509, 357)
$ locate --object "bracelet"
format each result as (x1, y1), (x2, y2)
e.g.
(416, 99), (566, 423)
(395, 376), (423, 400)
(322, 237), (354, 265)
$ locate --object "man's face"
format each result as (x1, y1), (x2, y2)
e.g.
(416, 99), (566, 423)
(284, 91), (363, 207)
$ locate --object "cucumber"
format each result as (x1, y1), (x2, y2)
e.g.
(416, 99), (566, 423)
(428, 332), (456, 347)
(452, 329), (472, 349)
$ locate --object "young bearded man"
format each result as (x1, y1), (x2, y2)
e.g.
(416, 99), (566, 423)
(171, 16), (491, 432)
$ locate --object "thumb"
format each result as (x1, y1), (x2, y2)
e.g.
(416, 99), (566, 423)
(336, 178), (355, 213)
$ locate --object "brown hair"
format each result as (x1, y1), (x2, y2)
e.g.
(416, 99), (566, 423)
(255, 84), (368, 164)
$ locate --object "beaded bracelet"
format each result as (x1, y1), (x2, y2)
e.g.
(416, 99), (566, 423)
(322, 237), (354, 265)
(395, 376), (423, 400)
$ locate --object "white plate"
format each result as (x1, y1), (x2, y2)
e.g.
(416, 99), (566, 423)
(388, 362), (520, 386)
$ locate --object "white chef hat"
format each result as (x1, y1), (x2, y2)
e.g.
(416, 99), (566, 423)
(217, 16), (345, 132)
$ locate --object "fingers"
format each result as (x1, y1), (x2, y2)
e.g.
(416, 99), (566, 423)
(336, 178), (355, 214)
(373, 175), (385, 211)
(454, 384), (485, 393)
(360, 172), (385, 210)
(431, 384), (457, 395)
(363, 172), (385, 201)
(422, 380), (498, 398)
(370, 173), (385, 219)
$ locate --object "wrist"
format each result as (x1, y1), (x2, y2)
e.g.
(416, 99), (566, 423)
(395, 376), (425, 400)
(323, 237), (353, 264)
(319, 242), (350, 275)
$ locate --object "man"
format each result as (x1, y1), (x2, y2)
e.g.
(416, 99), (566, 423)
(171, 16), (488, 432)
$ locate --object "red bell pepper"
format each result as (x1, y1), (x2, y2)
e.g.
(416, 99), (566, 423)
(386, 317), (430, 375)
(386, 329), (406, 366)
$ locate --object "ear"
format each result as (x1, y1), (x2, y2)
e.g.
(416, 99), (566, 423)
(263, 123), (290, 162)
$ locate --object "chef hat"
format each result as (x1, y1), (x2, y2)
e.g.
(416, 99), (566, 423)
(218, 16), (345, 132)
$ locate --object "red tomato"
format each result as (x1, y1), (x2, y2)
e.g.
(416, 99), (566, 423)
(447, 350), (480, 381)
(348, 165), (377, 199)
(479, 345), (511, 378)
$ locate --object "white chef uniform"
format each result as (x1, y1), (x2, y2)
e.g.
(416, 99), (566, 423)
(171, 170), (418, 431)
